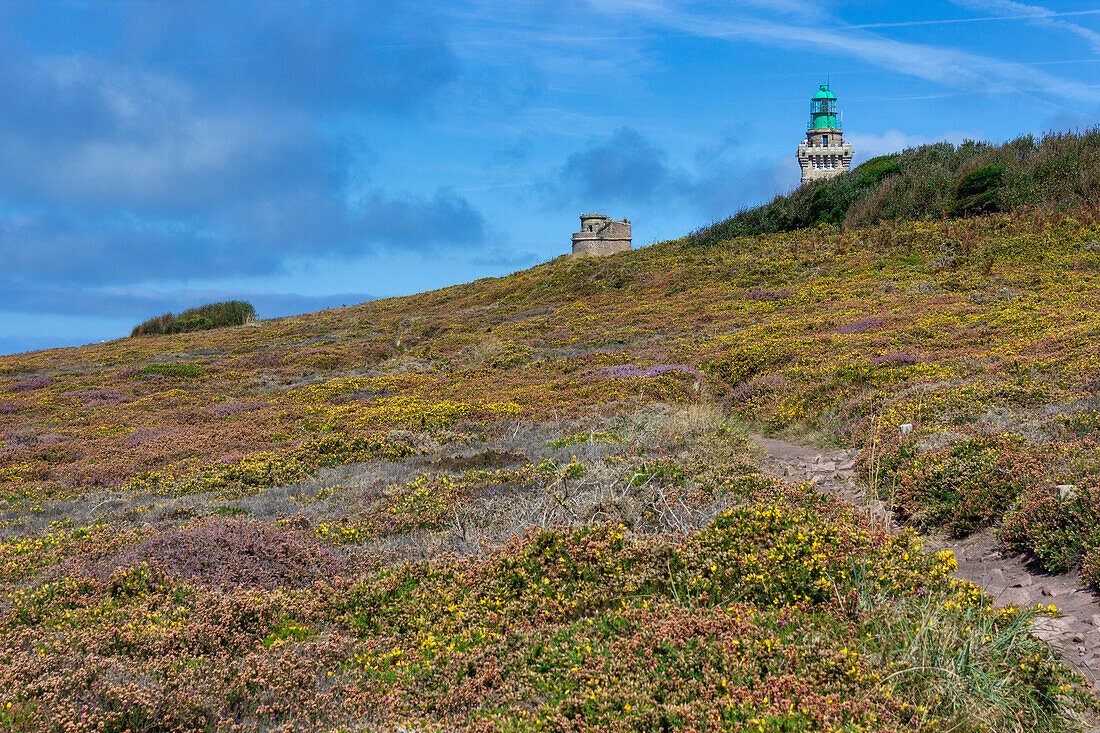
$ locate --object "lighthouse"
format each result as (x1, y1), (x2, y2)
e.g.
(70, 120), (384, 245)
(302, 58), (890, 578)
(796, 84), (854, 184)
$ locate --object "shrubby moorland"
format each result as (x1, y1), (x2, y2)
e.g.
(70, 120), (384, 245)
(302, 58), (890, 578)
(3, 205), (1100, 730)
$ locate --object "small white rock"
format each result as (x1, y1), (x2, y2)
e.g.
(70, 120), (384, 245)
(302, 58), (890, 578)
(899, 423), (913, 435)
(1057, 484), (1077, 500)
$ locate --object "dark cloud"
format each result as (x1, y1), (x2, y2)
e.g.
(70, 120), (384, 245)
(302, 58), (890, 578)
(357, 189), (487, 250)
(0, 215), (277, 286)
(550, 126), (789, 220)
(4, 1), (457, 116)
(0, 74), (340, 217)
(559, 127), (685, 206)
(0, 187), (486, 291)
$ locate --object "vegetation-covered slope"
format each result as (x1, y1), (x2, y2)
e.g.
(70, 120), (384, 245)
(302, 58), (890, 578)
(3, 208), (1100, 730)
(687, 127), (1100, 246)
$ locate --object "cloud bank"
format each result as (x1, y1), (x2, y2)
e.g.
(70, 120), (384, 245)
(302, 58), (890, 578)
(0, 1), (485, 323)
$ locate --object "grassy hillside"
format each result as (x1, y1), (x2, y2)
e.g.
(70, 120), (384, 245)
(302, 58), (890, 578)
(3, 208), (1100, 729)
(688, 127), (1100, 246)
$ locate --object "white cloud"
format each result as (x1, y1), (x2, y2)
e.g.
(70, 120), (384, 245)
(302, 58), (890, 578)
(952, 0), (1100, 54)
(587, 0), (1100, 108)
(846, 129), (981, 164)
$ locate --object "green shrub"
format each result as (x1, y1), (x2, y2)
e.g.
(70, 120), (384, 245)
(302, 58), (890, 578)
(706, 344), (788, 386)
(854, 153), (903, 188)
(1001, 480), (1100, 575)
(130, 313), (175, 335)
(131, 300), (256, 336)
(172, 315), (215, 332)
(949, 164), (1004, 218)
(138, 364), (207, 379)
(887, 437), (1039, 537)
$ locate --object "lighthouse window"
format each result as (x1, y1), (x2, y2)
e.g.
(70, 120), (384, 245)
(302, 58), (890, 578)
(821, 135), (828, 146)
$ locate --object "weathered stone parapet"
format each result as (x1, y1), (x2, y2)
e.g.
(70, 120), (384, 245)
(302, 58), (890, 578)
(797, 126), (854, 183)
(571, 213), (631, 256)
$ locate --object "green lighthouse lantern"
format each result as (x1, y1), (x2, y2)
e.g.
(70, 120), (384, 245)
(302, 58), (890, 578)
(809, 83), (839, 130)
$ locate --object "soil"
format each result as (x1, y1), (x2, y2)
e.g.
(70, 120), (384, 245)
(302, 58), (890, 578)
(752, 434), (1100, 728)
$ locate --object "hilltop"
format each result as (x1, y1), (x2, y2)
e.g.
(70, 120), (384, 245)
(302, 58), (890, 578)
(689, 127), (1100, 246)
(3, 207), (1100, 730)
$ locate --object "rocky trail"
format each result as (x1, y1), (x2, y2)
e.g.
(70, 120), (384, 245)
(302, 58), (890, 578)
(753, 434), (1100, 725)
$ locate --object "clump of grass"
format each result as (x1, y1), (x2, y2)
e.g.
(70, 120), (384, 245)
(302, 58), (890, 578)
(545, 431), (621, 449)
(131, 300), (256, 336)
(135, 363), (207, 379)
(856, 578), (1091, 733)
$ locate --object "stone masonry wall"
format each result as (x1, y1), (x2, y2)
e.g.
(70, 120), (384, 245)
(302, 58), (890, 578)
(572, 238), (631, 256)
(797, 127), (853, 184)
(572, 214), (631, 256)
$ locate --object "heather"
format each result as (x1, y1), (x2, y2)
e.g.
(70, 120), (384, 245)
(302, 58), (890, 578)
(4, 207), (1100, 728)
(1, 422), (1092, 731)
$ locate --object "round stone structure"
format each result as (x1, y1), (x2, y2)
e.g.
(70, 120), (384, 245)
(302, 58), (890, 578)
(571, 213), (631, 256)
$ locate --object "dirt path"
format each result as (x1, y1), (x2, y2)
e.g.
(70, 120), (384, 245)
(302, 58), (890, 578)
(752, 434), (1100, 718)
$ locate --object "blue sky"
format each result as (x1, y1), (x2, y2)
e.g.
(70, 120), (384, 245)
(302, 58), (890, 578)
(2, 0), (1099, 355)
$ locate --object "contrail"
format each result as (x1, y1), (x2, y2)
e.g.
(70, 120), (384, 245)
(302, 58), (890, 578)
(841, 9), (1100, 30)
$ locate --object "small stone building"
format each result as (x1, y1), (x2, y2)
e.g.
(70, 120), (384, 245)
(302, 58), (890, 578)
(571, 214), (631, 256)
(796, 84), (854, 184)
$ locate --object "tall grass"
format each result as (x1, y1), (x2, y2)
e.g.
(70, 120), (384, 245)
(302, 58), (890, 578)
(856, 580), (1089, 732)
(687, 127), (1100, 246)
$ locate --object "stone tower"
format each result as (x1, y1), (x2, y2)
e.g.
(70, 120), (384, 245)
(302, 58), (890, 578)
(571, 213), (631, 256)
(796, 84), (853, 184)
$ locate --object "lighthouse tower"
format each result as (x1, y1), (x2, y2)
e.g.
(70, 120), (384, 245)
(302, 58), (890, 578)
(796, 84), (853, 184)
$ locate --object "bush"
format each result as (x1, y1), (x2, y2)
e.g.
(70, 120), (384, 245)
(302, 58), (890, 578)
(131, 300), (256, 336)
(1001, 480), (1100, 575)
(949, 164), (1004, 218)
(853, 153), (903, 188)
(137, 363), (207, 379)
(886, 437), (1040, 537)
(110, 518), (339, 589)
(706, 344), (788, 387)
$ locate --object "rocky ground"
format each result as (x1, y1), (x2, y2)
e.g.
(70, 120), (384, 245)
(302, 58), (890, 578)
(753, 434), (1100, 729)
